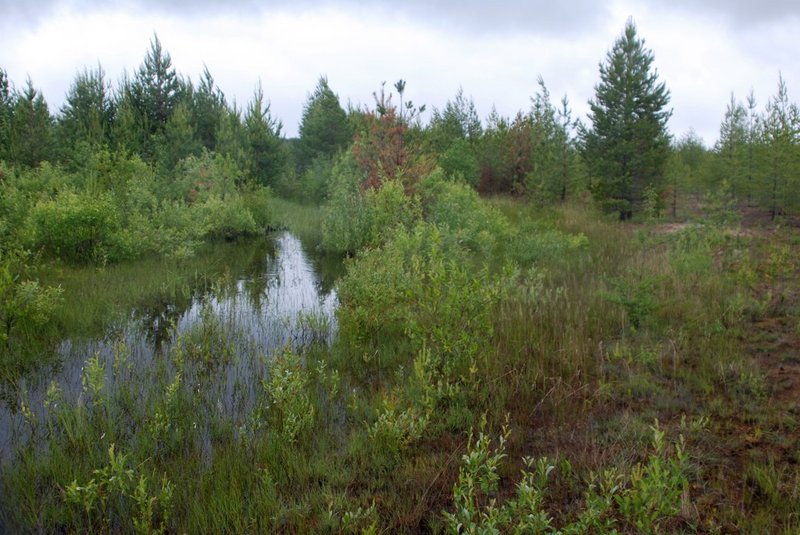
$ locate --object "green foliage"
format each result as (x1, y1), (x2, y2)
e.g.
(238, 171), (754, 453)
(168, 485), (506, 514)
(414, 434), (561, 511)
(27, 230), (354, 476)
(124, 34), (184, 160)
(604, 275), (661, 330)
(582, 20), (672, 219)
(295, 153), (336, 203)
(191, 66), (226, 152)
(0, 251), (62, 367)
(427, 87), (482, 154)
(157, 100), (201, 170)
(241, 185), (274, 230)
(171, 150), (241, 203)
(244, 82), (287, 188)
(322, 154), (421, 253)
(199, 193), (258, 241)
(8, 78), (54, 167)
(526, 78), (577, 203)
(64, 444), (174, 534)
(419, 168), (512, 258)
(296, 76), (351, 172)
(29, 190), (120, 263)
(443, 422), (512, 534)
(761, 75), (800, 218)
(438, 138), (480, 187)
(336, 222), (505, 383)
(58, 65), (114, 155)
(444, 422), (689, 534)
(0, 69), (12, 162)
(262, 347), (315, 444)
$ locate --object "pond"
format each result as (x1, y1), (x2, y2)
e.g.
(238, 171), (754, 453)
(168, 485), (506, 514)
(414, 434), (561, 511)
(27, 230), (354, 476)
(0, 231), (344, 462)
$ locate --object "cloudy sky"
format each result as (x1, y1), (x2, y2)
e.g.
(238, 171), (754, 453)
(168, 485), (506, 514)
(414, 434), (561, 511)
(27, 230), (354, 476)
(1, 0), (798, 143)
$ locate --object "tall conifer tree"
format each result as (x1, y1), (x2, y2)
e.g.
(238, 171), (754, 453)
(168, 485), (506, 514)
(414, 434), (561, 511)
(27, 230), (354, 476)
(582, 20), (671, 219)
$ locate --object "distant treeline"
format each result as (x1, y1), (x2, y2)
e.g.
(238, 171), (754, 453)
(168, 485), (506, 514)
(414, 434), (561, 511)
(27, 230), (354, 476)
(1, 30), (799, 230)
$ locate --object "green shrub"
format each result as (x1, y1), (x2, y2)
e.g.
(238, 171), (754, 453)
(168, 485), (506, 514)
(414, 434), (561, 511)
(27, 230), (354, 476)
(336, 222), (506, 382)
(241, 186), (274, 230)
(419, 168), (512, 258)
(198, 194), (258, 241)
(443, 422), (689, 534)
(171, 150), (242, 203)
(322, 154), (421, 253)
(29, 190), (120, 263)
(0, 251), (62, 373)
(438, 139), (480, 187)
(297, 153), (335, 203)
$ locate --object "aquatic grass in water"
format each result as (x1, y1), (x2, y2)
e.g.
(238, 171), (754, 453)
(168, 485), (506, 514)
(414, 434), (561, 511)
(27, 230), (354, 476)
(0, 231), (341, 465)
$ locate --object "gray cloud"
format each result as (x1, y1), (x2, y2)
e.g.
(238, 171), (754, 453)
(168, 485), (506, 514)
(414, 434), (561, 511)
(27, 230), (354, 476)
(666, 0), (800, 27)
(0, 0), (610, 35)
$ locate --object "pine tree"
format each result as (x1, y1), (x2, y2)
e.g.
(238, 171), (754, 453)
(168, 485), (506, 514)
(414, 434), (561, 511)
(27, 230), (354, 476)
(158, 100), (201, 170)
(0, 69), (13, 162)
(128, 34), (184, 160)
(526, 77), (576, 202)
(428, 88), (482, 186)
(762, 75), (800, 218)
(296, 76), (351, 172)
(581, 19), (672, 219)
(427, 87), (482, 153)
(8, 78), (53, 167)
(244, 81), (286, 187)
(58, 65), (114, 153)
(714, 93), (747, 200)
(192, 66), (226, 152)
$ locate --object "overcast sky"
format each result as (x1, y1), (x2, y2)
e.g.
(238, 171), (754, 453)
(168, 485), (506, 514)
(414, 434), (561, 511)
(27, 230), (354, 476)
(1, 0), (798, 143)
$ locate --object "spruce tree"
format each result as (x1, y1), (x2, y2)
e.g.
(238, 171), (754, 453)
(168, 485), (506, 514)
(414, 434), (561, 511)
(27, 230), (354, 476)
(582, 20), (672, 219)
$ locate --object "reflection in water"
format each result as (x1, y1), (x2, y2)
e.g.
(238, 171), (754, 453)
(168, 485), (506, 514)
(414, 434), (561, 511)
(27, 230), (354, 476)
(0, 231), (342, 461)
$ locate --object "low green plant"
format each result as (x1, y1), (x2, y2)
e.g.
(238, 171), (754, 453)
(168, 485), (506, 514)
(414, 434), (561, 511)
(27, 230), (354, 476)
(604, 275), (661, 330)
(262, 346), (315, 444)
(443, 421), (690, 533)
(336, 222), (507, 384)
(64, 444), (174, 534)
(0, 250), (62, 362)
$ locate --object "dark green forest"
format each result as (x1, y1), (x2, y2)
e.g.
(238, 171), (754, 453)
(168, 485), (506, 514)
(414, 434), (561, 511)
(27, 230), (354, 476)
(2, 23), (800, 533)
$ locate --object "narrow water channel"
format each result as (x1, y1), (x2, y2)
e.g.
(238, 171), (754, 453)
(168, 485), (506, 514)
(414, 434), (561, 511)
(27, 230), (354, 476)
(0, 231), (344, 461)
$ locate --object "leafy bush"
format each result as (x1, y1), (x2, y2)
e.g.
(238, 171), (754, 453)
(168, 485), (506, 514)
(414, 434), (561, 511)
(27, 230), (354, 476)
(444, 422), (689, 534)
(322, 153), (421, 253)
(336, 222), (506, 382)
(438, 139), (480, 187)
(170, 150), (242, 203)
(297, 153), (335, 203)
(29, 190), (120, 263)
(0, 251), (62, 372)
(198, 194), (258, 241)
(509, 220), (589, 266)
(419, 168), (512, 258)
(241, 186), (274, 230)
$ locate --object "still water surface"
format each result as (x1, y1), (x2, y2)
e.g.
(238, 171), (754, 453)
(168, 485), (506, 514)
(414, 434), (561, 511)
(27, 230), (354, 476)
(0, 231), (343, 460)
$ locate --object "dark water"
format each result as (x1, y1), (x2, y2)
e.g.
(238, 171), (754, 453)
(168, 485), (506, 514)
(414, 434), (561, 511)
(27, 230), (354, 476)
(0, 231), (344, 461)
